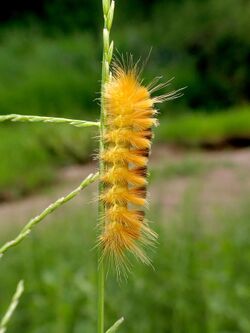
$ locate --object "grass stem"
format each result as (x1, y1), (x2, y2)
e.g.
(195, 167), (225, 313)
(0, 172), (99, 257)
(0, 281), (24, 333)
(0, 114), (100, 128)
(98, 1), (115, 332)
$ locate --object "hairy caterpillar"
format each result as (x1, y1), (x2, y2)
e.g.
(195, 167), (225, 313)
(99, 61), (181, 274)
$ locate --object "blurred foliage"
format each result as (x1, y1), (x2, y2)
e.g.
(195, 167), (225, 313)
(149, 156), (233, 181)
(156, 107), (250, 147)
(0, 124), (97, 200)
(0, 189), (250, 332)
(1, 2), (250, 331)
(0, 28), (100, 200)
(1, 0), (250, 110)
(0, 30), (100, 117)
(0, 107), (249, 200)
(0, 0), (250, 197)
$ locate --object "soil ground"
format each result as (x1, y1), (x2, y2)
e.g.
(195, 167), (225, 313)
(0, 146), (249, 231)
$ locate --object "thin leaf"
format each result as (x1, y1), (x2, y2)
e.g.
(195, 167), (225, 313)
(106, 317), (124, 333)
(0, 281), (24, 333)
(0, 172), (99, 257)
(0, 114), (100, 128)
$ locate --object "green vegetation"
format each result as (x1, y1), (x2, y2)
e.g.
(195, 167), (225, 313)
(0, 30), (100, 117)
(0, 125), (97, 200)
(157, 108), (250, 147)
(0, 24), (249, 200)
(3, 0), (250, 110)
(150, 156), (234, 181)
(0, 29), (100, 199)
(1, 1), (250, 332)
(1, 107), (250, 200)
(1, 186), (249, 333)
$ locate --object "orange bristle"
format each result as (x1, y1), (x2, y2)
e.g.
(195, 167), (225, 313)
(101, 186), (146, 206)
(108, 114), (157, 130)
(99, 61), (179, 273)
(102, 166), (147, 186)
(105, 129), (152, 149)
(102, 148), (148, 167)
(106, 207), (144, 225)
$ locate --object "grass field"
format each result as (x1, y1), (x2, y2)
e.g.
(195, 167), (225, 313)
(1, 11), (250, 333)
(0, 148), (250, 333)
(0, 28), (100, 199)
(1, 27), (250, 332)
(1, 107), (250, 200)
(0, 124), (97, 200)
(157, 107), (250, 147)
(1, 28), (250, 200)
(0, 29), (100, 117)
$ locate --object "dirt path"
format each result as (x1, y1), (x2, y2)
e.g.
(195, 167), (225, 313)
(150, 146), (250, 218)
(0, 147), (250, 230)
(0, 162), (98, 229)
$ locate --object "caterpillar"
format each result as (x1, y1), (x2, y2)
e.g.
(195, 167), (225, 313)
(99, 61), (181, 274)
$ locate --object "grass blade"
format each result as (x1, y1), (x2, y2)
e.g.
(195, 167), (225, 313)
(0, 114), (100, 128)
(106, 317), (124, 333)
(0, 281), (24, 333)
(0, 172), (99, 257)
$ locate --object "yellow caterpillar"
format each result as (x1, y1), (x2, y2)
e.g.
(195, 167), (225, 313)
(99, 62), (180, 273)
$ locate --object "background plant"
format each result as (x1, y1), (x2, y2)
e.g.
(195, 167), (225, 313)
(1, 0), (250, 332)
(1, 0), (250, 200)
(0, 0), (123, 332)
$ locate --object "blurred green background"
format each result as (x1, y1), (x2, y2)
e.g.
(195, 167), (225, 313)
(0, 0), (250, 332)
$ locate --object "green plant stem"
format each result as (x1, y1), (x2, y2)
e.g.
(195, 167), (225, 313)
(98, 1), (115, 333)
(97, 258), (105, 333)
(105, 317), (124, 333)
(0, 172), (99, 257)
(97, 54), (106, 333)
(0, 114), (100, 128)
(0, 281), (24, 333)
